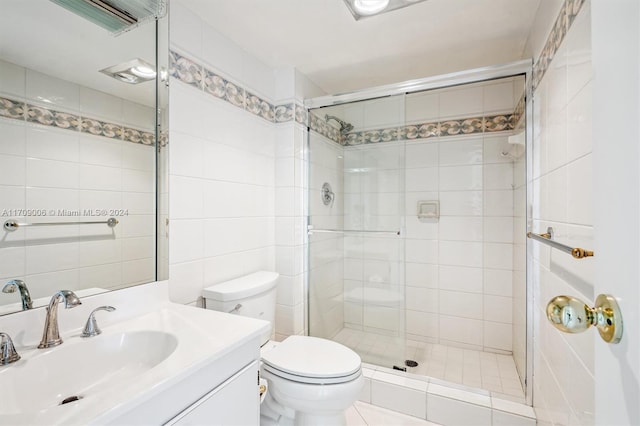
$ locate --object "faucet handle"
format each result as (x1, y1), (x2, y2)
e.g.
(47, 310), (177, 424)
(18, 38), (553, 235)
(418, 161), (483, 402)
(0, 332), (20, 365)
(81, 306), (116, 338)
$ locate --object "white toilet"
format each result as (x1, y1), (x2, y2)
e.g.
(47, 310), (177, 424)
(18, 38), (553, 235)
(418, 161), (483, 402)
(203, 271), (363, 426)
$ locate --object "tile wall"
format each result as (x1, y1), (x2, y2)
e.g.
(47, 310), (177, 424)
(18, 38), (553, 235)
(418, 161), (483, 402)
(0, 59), (156, 302)
(528, 1), (594, 424)
(168, 0), (323, 338)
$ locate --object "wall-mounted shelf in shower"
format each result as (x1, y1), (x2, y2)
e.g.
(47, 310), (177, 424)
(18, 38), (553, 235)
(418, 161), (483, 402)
(417, 200), (439, 220)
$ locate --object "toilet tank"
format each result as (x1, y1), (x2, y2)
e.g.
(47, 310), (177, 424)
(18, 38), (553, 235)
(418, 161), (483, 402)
(202, 271), (279, 345)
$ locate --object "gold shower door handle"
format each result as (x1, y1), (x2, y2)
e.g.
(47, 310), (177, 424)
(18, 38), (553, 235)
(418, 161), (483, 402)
(546, 294), (623, 344)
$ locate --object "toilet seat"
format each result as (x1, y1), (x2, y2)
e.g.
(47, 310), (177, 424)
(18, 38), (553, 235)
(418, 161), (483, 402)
(261, 336), (361, 385)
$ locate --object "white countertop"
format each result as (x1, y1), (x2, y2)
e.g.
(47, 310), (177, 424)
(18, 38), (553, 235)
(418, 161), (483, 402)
(0, 283), (270, 425)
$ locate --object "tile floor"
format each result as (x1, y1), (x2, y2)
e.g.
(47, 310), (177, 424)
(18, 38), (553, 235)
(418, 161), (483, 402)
(334, 328), (525, 399)
(347, 401), (441, 426)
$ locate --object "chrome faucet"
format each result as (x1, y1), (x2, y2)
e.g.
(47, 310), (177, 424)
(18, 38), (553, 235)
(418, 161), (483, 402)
(81, 306), (116, 337)
(0, 332), (20, 365)
(38, 290), (82, 349)
(2, 279), (33, 310)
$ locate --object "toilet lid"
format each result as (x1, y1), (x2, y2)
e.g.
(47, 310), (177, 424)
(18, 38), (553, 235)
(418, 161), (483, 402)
(262, 336), (361, 380)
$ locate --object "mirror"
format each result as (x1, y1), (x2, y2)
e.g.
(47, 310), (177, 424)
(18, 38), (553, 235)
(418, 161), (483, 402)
(0, 0), (168, 315)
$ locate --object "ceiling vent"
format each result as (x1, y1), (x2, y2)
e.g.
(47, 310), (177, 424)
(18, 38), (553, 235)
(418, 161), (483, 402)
(50, 0), (165, 34)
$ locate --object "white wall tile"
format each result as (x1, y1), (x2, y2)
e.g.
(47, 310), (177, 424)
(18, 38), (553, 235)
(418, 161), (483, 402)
(26, 69), (79, 111)
(405, 167), (438, 192)
(484, 163), (513, 190)
(493, 410), (536, 426)
(439, 86), (484, 119)
(439, 241), (483, 268)
(169, 260), (204, 305)
(27, 158), (78, 189)
(439, 315), (483, 346)
(484, 269), (513, 297)
(483, 321), (512, 351)
(439, 165), (483, 191)
(484, 295), (512, 323)
(427, 394), (491, 425)
(79, 88), (122, 122)
(439, 137), (483, 166)
(484, 190), (513, 216)
(439, 191), (483, 216)
(169, 219), (203, 264)
(439, 216), (483, 241)
(407, 310), (439, 338)
(439, 290), (483, 320)
(484, 217), (514, 243)
(439, 265), (483, 293)
(483, 243), (513, 270)
(405, 91), (439, 123)
(483, 81), (515, 113)
(405, 262), (438, 288)
(371, 378), (427, 419)
(26, 126), (79, 162)
(406, 287), (438, 313)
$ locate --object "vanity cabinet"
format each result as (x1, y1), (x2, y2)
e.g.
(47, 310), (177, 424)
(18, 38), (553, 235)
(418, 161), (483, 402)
(166, 361), (259, 426)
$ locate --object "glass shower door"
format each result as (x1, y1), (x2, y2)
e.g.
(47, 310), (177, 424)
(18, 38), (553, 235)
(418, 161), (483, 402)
(307, 95), (407, 369)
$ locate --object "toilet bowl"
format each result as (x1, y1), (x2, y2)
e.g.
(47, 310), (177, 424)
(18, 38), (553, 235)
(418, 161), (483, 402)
(203, 272), (363, 426)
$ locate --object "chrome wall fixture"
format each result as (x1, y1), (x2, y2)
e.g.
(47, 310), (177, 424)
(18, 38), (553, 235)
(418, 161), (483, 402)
(527, 227), (594, 259)
(321, 183), (335, 206)
(546, 294), (623, 344)
(3, 217), (119, 232)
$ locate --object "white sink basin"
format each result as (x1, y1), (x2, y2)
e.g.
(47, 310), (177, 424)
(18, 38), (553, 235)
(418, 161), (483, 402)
(0, 297), (270, 425)
(0, 330), (178, 415)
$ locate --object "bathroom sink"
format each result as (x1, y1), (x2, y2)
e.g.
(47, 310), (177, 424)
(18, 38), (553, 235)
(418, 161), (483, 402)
(0, 330), (178, 415)
(0, 291), (270, 426)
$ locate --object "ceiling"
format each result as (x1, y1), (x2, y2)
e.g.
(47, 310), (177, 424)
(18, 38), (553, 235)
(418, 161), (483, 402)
(182, 0), (542, 95)
(0, 0), (156, 107)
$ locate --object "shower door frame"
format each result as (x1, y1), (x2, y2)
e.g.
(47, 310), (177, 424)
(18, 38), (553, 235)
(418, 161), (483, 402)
(304, 59), (534, 405)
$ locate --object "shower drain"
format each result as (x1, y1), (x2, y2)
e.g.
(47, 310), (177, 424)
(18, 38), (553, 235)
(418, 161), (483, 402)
(60, 395), (83, 405)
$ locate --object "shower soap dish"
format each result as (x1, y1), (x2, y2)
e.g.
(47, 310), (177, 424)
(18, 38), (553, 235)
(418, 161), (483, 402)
(417, 200), (439, 220)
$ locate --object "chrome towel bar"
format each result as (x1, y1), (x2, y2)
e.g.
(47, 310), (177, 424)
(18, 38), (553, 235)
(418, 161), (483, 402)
(3, 217), (119, 232)
(527, 226), (593, 259)
(307, 226), (400, 236)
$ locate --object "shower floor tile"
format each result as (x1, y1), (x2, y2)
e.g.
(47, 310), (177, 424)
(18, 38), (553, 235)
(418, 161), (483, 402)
(334, 328), (525, 399)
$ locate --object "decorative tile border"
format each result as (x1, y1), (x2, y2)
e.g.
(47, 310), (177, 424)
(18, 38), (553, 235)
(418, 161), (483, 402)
(170, 50), (300, 127)
(340, 113), (515, 146)
(309, 111), (342, 144)
(0, 95), (155, 145)
(533, 0), (586, 90)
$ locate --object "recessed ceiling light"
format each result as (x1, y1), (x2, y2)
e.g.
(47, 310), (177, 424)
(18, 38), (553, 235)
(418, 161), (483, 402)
(100, 58), (156, 84)
(353, 0), (390, 15)
(131, 64), (156, 78)
(344, 0), (429, 20)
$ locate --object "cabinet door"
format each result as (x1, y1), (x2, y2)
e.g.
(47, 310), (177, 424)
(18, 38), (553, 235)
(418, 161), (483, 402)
(166, 361), (259, 426)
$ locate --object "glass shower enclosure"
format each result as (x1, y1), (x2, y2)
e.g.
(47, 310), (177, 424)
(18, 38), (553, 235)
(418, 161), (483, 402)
(307, 94), (408, 369)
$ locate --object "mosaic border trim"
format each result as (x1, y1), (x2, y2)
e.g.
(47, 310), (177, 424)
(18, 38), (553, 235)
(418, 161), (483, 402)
(532, 0), (586, 90)
(170, 50), (303, 126)
(339, 113), (515, 146)
(0, 96), (155, 146)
